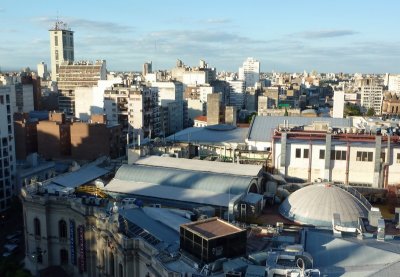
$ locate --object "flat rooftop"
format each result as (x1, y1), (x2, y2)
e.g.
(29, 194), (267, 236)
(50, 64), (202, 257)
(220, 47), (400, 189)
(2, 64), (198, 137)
(182, 217), (244, 239)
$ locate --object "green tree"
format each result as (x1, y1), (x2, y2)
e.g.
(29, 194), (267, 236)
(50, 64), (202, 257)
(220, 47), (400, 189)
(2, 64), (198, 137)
(366, 107), (375, 116)
(344, 103), (362, 116)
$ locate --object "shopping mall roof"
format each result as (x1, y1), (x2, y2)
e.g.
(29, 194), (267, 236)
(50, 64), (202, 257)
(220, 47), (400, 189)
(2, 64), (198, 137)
(247, 116), (352, 142)
(51, 164), (109, 188)
(279, 183), (369, 228)
(135, 156), (262, 177)
(104, 156), (260, 207)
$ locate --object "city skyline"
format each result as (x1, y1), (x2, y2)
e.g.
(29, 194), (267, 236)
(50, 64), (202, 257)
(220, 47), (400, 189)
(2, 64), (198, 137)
(1, 0), (400, 73)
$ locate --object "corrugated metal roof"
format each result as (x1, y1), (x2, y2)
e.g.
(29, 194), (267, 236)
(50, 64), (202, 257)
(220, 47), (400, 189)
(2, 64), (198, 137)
(166, 126), (248, 145)
(142, 207), (190, 233)
(135, 156), (262, 177)
(51, 165), (109, 188)
(114, 164), (255, 195)
(119, 208), (179, 244)
(248, 116), (353, 142)
(104, 179), (234, 207)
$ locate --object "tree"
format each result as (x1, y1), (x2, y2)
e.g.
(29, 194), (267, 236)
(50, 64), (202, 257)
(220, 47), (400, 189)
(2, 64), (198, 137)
(344, 103), (362, 116)
(366, 107), (375, 116)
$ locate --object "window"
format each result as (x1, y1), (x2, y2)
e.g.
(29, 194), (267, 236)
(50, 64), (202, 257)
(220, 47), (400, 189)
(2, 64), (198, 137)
(295, 148), (301, 158)
(60, 249), (68, 265)
(330, 150), (346, 161)
(319, 150), (325, 159)
(55, 36), (58, 46)
(55, 50), (59, 60)
(397, 153), (400, 164)
(59, 220), (67, 239)
(110, 252), (115, 277)
(381, 152), (386, 163)
(34, 218), (41, 237)
(356, 151), (373, 162)
(303, 149), (309, 159)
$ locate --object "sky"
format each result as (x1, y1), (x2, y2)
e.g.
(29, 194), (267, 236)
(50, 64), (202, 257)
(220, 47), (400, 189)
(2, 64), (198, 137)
(0, 0), (399, 73)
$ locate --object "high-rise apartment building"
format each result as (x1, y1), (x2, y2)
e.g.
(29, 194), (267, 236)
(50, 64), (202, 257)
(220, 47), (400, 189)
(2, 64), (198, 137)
(228, 80), (246, 109)
(239, 57), (260, 88)
(388, 74), (400, 94)
(360, 78), (383, 115)
(57, 60), (107, 114)
(37, 62), (48, 79)
(142, 61), (152, 76)
(0, 86), (16, 212)
(104, 85), (160, 144)
(49, 21), (74, 81)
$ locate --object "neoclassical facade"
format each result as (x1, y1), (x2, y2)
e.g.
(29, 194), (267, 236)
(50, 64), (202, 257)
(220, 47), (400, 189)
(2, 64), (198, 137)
(22, 187), (182, 277)
(382, 91), (400, 115)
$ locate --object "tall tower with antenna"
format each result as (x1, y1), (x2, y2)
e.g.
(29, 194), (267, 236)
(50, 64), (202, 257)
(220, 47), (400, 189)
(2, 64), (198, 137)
(49, 19), (74, 81)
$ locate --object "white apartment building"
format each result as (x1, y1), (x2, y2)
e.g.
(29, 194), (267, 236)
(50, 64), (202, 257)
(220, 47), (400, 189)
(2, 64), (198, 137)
(0, 86), (16, 212)
(238, 57), (260, 88)
(228, 80), (246, 109)
(333, 90), (345, 118)
(151, 82), (184, 135)
(388, 74), (400, 94)
(49, 21), (74, 81)
(37, 62), (48, 79)
(361, 81), (383, 115)
(104, 85), (160, 143)
(74, 79), (122, 122)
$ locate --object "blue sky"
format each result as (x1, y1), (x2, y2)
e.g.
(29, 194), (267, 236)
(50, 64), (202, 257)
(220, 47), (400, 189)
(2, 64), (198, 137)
(0, 0), (399, 73)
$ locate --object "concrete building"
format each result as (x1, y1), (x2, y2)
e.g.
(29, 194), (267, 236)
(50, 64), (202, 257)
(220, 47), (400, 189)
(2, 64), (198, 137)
(228, 80), (245, 109)
(74, 79), (122, 122)
(57, 60), (107, 114)
(333, 89), (345, 118)
(0, 85), (16, 212)
(184, 85), (213, 125)
(37, 62), (48, 79)
(142, 61), (152, 76)
(49, 21), (74, 81)
(70, 114), (122, 160)
(271, 122), (400, 188)
(104, 85), (160, 143)
(14, 115), (38, 160)
(239, 57), (260, 88)
(207, 93), (224, 125)
(388, 74), (400, 94)
(151, 82), (184, 136)
(360, 78), (384, 115)
(37, 112), (71, 159)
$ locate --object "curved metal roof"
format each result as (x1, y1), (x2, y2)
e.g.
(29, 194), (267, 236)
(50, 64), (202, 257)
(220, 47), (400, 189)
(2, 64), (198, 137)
(279, 183), (369, 228)
(114, 164), (255, 195)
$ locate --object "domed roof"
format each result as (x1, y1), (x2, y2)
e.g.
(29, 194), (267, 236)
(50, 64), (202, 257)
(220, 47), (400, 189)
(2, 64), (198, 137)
(279, 183), (369, 228)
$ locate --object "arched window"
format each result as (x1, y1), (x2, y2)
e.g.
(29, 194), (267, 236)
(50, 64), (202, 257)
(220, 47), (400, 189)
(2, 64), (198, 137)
(60, 249), (68, 264)
(119, 263), (123, 277)
(59, 220), (67, 239)
(34, 218), (41, 237)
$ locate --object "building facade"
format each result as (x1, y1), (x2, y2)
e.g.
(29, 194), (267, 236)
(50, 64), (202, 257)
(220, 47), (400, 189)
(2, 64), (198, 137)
(57, 60), (107, 114)
(0, 86), (16, 212)
(49, 21), (74, 81)
(360, 78), (383, 115)
(239, 57), (260, 88)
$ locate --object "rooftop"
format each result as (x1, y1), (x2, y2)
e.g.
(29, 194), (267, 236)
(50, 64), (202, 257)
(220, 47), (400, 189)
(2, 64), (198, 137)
(182, 217), (244, 239)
